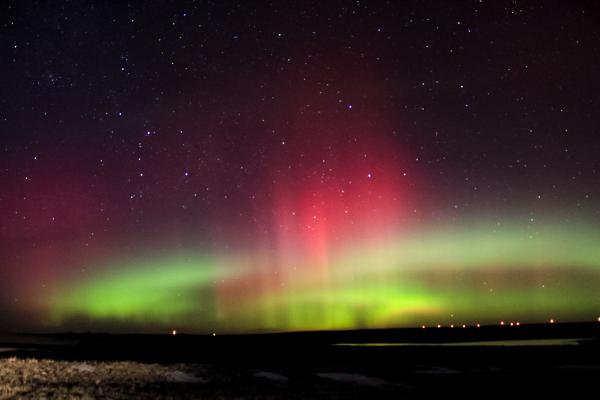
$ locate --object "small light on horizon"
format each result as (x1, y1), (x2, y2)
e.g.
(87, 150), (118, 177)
(500, 321), (505, 326)
(437, 324), (441, 328)
(450, 324), (454, 328)
(171, 329), (177, 336)
(212, 332), (216, 336)
(550, 319), (555, 324)
(476, 323), (481, 328)
(510, 322), (514, 326)
(516, 322), (520, 326)
(422, 325), (426, 329)
(462, 324), (466, 328)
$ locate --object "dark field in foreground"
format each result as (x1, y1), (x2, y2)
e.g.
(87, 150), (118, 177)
(1, 322), (599, 399)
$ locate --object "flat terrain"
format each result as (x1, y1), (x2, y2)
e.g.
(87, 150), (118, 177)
(1, 323), (599, 399)
(0, 358), (205, 399)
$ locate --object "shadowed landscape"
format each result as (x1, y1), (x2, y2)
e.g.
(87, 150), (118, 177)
(2, 323), (599, 398)
(2, 0), (600, 398)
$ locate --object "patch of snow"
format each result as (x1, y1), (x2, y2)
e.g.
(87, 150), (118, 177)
(0, 348), (18, 353)
(316, 372), (386, 387)
(167, 370), (206, 383)
(253, 370), (289, 382)
(414, 366), (460, 374)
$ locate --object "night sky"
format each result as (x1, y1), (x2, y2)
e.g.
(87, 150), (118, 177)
(1, 1), (600, 333)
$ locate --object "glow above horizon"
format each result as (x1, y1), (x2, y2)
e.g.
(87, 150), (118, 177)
(48, 219), (600, 333)
(3, 1), (600, 334)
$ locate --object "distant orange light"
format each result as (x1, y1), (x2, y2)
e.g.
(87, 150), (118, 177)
(597, 317), (600, 322)
(550, 319), (555, 324)
(450, 324), (454, 328)
(462, 324), (466, 328)
(437, 324), (441, 328)
(422, 325), (426, 329)
(516, 322), (520, 326)
(476, 323), (481, 328)
(510, 322), (514, 326)
(171, 330), (177, 336)
(500, 321), (505, 326)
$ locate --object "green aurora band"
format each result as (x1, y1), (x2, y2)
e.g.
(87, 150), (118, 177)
(49, 221), (600, 333)
(50, 254), (241, 329)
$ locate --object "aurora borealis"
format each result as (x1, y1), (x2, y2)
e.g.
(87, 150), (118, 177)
(48, 220), (600, 332)
(2, 1), (600, 333)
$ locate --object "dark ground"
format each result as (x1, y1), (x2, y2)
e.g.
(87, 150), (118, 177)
(1, 322), (599, 399)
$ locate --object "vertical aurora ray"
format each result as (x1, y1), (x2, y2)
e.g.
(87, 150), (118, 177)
(49, 219), (600, 332)
(3, 0), (600, 338)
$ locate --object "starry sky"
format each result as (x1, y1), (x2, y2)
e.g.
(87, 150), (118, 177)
(1, 1), (600, 333)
